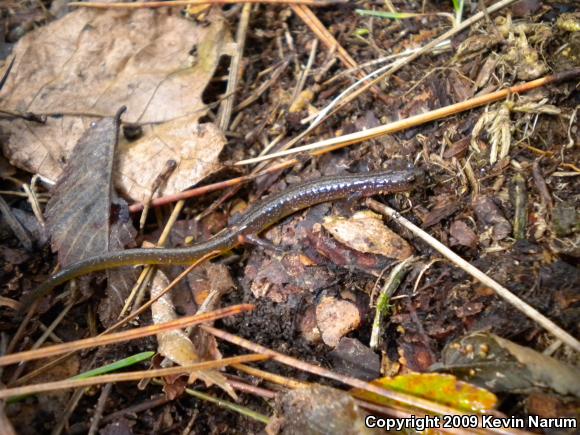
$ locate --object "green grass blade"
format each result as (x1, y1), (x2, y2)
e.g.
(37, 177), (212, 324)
(70, 351), (155, 380)
(355, 9), (418, 20)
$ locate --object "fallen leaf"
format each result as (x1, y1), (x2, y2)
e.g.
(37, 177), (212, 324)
(420, 196), (461, 228)
(99, 209), (139, 327)
(44, 113), (122, 267)
(473, 196), (512, 241)
(0, 8), (231, 202)
(185, 262), (234, 307)
(352, 373), (497, 413)
(322, 211), (413, 260)
(0, 9), (224, 122)
(433, 333), (580, 398)
(115, 119), (225, 202)
(449, 220), (478, 248)
(328, 337), (381, 381)
(149, 270), (236, 399)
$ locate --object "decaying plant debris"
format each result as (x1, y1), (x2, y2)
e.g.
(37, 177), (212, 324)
(0, 1), (579, 434)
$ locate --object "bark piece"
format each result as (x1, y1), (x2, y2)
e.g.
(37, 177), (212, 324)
(473, 196), (512, 241)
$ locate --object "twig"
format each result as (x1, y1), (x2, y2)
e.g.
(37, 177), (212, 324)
(69, 0), (348, 8)
(52, 387), (86, 435)
(511, 173), (527, 240)
(218, 3), (250, 130)
(0, 304), (254, 366)
(236, 69), (580, 165)
(87, 383), (113, 435)
(302, 41), (450, 128)
(8, 303), (73, 384)
(127, 69), (576, 213)
(94, 397), (171, 430)
(10, 253), (219, 386)
(234, 57), (290, 112)
(113, 252), (220, 333)
(317, 42), (448, 90)
(6, 299), (39, 354)
(223, 378), (277, 399)
(202, 326), (521, 435)
(139, 159), (177, 231)
(232, 363), (308, 390)
(291, 5), (357, 70)
(531, 161), (553, 211)
(290, 38), (317, 109)
(182, 384), (270, 424)
(322, 0), (518, 120)
(291, 4), (389, 104)
(127, 159), (294, 213)
(22, 183), (45, 226)
(365, 199), (580, 353)
(123, 196), (187, 317)
(134, 199), (187, 313)
(0, 354), (268, 399)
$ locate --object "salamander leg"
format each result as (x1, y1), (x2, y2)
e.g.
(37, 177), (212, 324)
(238, 234), (287, 253)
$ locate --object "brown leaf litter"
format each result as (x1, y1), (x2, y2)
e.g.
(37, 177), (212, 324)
(0, 8), (231, 203)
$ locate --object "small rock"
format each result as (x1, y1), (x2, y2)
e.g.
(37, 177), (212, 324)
(267, 385), (374, 435)
(316, 296), (361, 348)
(298, 305), (321, 343)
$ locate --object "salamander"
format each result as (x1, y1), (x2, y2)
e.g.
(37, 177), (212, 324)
(23, 169), (419, 307)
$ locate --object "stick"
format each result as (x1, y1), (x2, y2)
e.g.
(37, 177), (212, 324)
(236, 69), (580, 165)
(366, 199), (580, 353)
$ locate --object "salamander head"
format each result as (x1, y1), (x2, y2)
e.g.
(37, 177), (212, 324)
(369, 167), (424, 194)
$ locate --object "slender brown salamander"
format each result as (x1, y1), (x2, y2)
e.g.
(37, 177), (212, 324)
(23, 169), (419, 307)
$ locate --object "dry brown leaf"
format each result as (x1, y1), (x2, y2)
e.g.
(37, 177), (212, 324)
(41, 111), (140, 318)
(99, 214), (139, 328)
(436, 333), (580, 397)
(0, 8), (231, 202)
(449, 220), (478, 249)
(473, 195), (512, 241)
(44, 114), (121, 267)
(185, 262), (234, 307)
(0, 8), (225, 122)
(115, 118), (224, 201)
(322, 210), (413, 261)
(149, 270), (236, 399)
